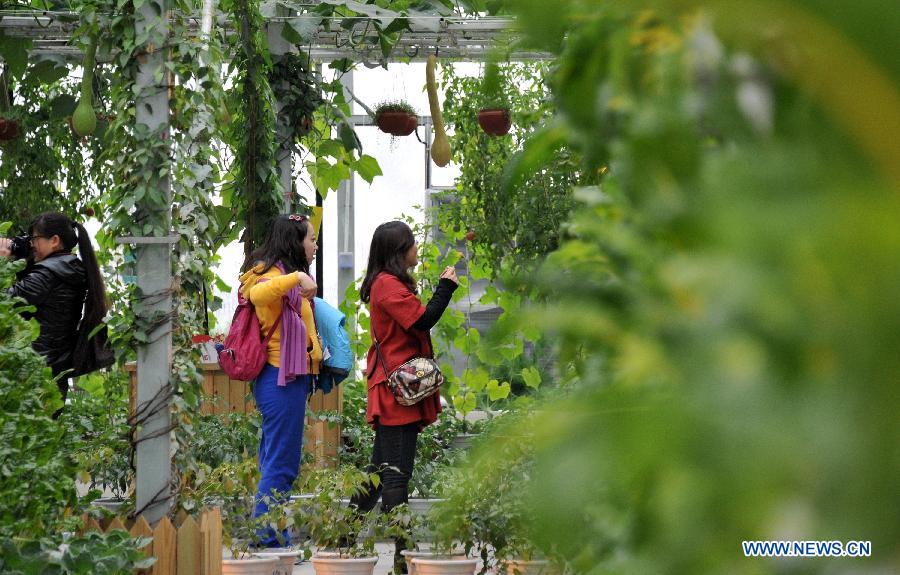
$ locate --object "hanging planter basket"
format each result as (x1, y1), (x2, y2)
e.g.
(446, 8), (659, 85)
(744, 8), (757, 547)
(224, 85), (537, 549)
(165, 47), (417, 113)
(0, 116), (21, 142)
(478, 108), (511, 136)
(376, 111), (418, 136)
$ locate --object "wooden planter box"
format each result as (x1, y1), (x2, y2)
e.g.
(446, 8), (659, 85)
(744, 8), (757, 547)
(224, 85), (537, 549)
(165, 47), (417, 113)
(126, 362), (342, 468)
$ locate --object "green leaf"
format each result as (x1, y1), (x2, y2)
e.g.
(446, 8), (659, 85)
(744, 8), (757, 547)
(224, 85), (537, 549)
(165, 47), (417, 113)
(354, 155), (382, 183)
(464, 367), (489, 393)
(521, 366), (542, 389)
(29, 58), (69, 84)
(283, 16), (323, 44)
(486, 379), (511, 401)
(0, 33), (32, 78)
(339, 122), (362, 152)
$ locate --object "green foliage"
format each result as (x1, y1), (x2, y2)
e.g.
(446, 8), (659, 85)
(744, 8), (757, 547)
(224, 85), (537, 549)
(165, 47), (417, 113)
(270, 52), (323, 155)
(0, 530), (155, 575)
(63, 371), (132, 500)
(295, 467), (382, 558)
(221, 0), (284, 263)
(489, 2), (900, 572)
(0, 230), (78, 538)
(438, 62), (584, 276)
(429, 412), (558, 572)
(0, 60), (108, 231)
(192, 412), (261, 471)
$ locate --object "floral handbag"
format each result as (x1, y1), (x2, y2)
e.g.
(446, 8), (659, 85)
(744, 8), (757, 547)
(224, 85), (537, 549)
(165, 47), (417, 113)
(370, 326), (443, 406)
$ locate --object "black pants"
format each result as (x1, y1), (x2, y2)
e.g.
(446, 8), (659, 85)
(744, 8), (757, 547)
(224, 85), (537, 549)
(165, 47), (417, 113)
(351, 422), (419, 513)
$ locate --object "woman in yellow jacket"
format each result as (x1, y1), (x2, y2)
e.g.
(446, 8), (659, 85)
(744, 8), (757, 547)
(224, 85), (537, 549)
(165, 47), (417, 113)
(239, 214), (322, 547)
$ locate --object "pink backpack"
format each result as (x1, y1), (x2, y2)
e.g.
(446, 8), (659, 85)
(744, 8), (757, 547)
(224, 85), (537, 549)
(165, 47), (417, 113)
(218, 291), (281, 381)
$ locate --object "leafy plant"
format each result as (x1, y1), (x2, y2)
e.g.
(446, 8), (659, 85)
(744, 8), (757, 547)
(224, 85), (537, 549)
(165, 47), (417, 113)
(192, 412), (261, 471)
(269, 52), (324, 154)
(0, 530), (155, 575)
(184, 459), (294, 558)
(295, 467), (382, 558)
(429, 412), (560, 574)
(373, 100), (417, 119)
(63, 371), (133, 500)
(438, 62), (583, 276)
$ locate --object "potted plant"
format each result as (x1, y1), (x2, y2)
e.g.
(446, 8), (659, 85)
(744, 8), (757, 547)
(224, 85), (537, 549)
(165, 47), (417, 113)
(0, 112), (21, 142)
(0, 67), (21, 143)
(373, 100), (418, 137)
(430, 414), (564, 575)
(188, 460), (286, 574)
(296, 467), (381, 575)
(476, 62), (511, 137)
(389, 504), (469, 575)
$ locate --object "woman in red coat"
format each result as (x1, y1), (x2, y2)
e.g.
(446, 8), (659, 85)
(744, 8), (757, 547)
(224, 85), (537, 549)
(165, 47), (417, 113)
(353, 221), (458, 572)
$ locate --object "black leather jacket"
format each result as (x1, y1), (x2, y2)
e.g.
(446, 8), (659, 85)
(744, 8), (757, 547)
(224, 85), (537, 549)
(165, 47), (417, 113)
(7, 252), (87, 375)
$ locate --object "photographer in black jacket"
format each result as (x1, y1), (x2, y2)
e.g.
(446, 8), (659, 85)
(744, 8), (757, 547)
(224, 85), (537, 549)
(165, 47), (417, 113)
(0, 212), (109, 412)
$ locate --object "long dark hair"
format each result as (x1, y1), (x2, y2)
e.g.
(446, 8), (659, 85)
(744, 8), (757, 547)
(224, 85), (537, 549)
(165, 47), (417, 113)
(244, 214), (312, 275)
(360, 221), (416, 303)
(29, 211), (108, 335)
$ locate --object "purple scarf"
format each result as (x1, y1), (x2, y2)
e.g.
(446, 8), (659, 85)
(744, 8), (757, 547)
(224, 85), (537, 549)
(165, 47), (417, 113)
(275, 262), (308, 386)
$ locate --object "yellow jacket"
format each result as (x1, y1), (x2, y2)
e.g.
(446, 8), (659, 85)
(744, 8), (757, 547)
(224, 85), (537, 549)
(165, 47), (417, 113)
(239, 264), (322, 373)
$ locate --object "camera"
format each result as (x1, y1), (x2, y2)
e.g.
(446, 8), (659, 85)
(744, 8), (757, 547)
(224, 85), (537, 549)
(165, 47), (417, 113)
(8, 235), (31, 259)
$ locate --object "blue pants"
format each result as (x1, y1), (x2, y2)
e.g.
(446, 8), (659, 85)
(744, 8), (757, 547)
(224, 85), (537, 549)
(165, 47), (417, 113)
(253, 364), (310, 547)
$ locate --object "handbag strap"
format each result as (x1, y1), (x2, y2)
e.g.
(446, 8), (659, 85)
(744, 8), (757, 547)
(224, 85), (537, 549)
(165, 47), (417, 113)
(367, 312), (433, 379)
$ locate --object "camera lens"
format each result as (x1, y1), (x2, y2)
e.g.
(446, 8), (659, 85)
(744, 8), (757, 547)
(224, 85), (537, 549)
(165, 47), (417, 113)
(9, 235), (31, 260)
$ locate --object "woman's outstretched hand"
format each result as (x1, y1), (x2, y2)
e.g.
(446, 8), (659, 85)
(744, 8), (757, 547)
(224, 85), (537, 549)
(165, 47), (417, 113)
(440, 266), (459, 285)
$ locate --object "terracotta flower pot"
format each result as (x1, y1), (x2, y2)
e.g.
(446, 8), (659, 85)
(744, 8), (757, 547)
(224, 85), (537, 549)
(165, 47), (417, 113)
(376, 112), (417, 136)
(477, 108), (511, 136)
(0, 117), (21, 141)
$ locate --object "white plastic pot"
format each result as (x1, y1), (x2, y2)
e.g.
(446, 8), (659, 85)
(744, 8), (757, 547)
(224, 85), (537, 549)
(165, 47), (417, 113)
(221, 555), (279, 575)
(254, 548), (304, 575)
(310, 554), (378, 575)
(401, 550), (468, 575)
(411, 557), (479, 575)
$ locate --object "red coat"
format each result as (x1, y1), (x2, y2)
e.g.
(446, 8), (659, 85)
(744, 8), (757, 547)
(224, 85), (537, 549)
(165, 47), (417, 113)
(365, 273), (441, 428)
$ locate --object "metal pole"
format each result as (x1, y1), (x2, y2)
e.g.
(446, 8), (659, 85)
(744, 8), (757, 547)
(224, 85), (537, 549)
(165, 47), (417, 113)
(134, 0), (172, 526)
(336, 71), (356, 303)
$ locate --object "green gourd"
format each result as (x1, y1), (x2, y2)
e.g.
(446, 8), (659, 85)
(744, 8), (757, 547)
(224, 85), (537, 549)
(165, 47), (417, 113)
(426, 54), (451, 167)
(72, 38), (97, 137)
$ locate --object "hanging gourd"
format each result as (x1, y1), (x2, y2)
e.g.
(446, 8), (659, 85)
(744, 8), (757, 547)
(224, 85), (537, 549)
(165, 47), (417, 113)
(72, 37), (97, 137)
(426, 54), (451, 167)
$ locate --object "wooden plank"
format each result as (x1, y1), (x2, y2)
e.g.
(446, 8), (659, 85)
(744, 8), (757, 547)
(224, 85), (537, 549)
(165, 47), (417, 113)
(106, 516), (127, 532)
(201, 373), (215, 416)
(152, 516), (177, 575)
(228, 376), (244, 414)
(176, 515), (201, 575)
(200, 508), (223, 575)
(243, 381), (255, 413)
(212, 373), (229, 415)
(131, 515), (154, 575)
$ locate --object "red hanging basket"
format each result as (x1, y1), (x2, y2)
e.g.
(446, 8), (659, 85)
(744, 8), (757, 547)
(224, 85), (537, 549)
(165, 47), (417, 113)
(478, 108), (511, 136)
(376, 112), (418, 136)
(0, 117), (21, 142)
